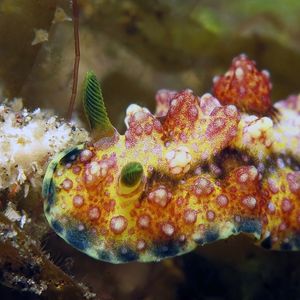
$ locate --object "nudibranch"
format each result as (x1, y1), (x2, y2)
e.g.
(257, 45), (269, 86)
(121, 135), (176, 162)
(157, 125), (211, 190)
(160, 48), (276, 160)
(43, 56), (300, 263)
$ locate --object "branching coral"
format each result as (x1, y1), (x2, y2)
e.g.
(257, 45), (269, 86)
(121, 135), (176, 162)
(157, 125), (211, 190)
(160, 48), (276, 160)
(42, 55), (300, 263)
(0, 99), (89, 193)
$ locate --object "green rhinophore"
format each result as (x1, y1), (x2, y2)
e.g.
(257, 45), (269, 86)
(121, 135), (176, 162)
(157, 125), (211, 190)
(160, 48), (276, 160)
(82, 71), (115, 138)
(121, 162), (144, 187)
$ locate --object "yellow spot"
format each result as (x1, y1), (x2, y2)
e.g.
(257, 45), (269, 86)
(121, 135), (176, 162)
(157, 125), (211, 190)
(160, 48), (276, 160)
(52, 7), (72, 24)
(31, 29), (48, 46)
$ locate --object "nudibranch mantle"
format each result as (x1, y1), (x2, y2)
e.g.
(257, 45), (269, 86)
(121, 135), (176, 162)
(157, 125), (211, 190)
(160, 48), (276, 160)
(43, 56), (300, 263)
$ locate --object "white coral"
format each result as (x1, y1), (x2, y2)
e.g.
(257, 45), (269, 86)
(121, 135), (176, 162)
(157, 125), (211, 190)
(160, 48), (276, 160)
(0, 99), (90, 193)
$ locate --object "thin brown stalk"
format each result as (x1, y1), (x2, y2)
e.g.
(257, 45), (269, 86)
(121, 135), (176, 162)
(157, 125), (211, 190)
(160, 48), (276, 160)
(67, 0), (80, 121)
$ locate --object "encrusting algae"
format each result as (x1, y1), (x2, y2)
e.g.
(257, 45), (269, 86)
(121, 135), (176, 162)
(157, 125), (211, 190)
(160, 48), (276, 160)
(42, 54), (300, 263)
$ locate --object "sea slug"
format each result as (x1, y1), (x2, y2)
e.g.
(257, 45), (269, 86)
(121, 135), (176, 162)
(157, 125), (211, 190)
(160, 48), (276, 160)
(43, 55), (300, 263)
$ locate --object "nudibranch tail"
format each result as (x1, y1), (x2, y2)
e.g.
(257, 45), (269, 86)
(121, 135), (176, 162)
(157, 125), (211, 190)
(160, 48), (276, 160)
(43, 58), (300, 263)
(82, 71), (115, 138)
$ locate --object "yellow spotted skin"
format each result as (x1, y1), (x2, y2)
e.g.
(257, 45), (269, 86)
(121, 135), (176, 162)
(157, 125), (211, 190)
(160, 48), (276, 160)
(43, 58), (300, 263)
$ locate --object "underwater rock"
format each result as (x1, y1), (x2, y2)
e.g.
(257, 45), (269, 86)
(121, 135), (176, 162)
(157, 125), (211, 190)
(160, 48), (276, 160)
(0, 212), (95, 298)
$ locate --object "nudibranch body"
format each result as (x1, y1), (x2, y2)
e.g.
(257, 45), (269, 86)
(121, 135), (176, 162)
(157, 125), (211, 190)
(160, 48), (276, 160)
(43, 57), (300, 263)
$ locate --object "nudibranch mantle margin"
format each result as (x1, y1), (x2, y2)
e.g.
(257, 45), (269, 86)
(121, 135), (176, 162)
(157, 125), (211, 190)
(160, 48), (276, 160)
(43, 55), (300, 263)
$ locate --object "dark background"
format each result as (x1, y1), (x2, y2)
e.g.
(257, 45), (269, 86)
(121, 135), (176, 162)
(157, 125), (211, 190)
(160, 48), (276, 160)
(1, 1), (300, 299)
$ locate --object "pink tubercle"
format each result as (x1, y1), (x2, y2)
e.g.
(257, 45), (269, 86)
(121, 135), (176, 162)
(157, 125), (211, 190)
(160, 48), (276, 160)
(216, 194), (229, 207)
(136, 239), (147, 251)
(80, 149), (93, 163)
(110, 216), (128, 234)
(193, 177), (214, 197)
(281, 198), (293, 213)
(62, 178), (73, 191)
(184, 209), (197, 224)
(242, 196), (257, 210)
(206, 210), (215, 221)
(73, 195), (84, 207)
(88, 206), (101, 220)
(287, 172), (300, 195)
(161, 222), (175, 236)
(138, 214), (151, 229)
